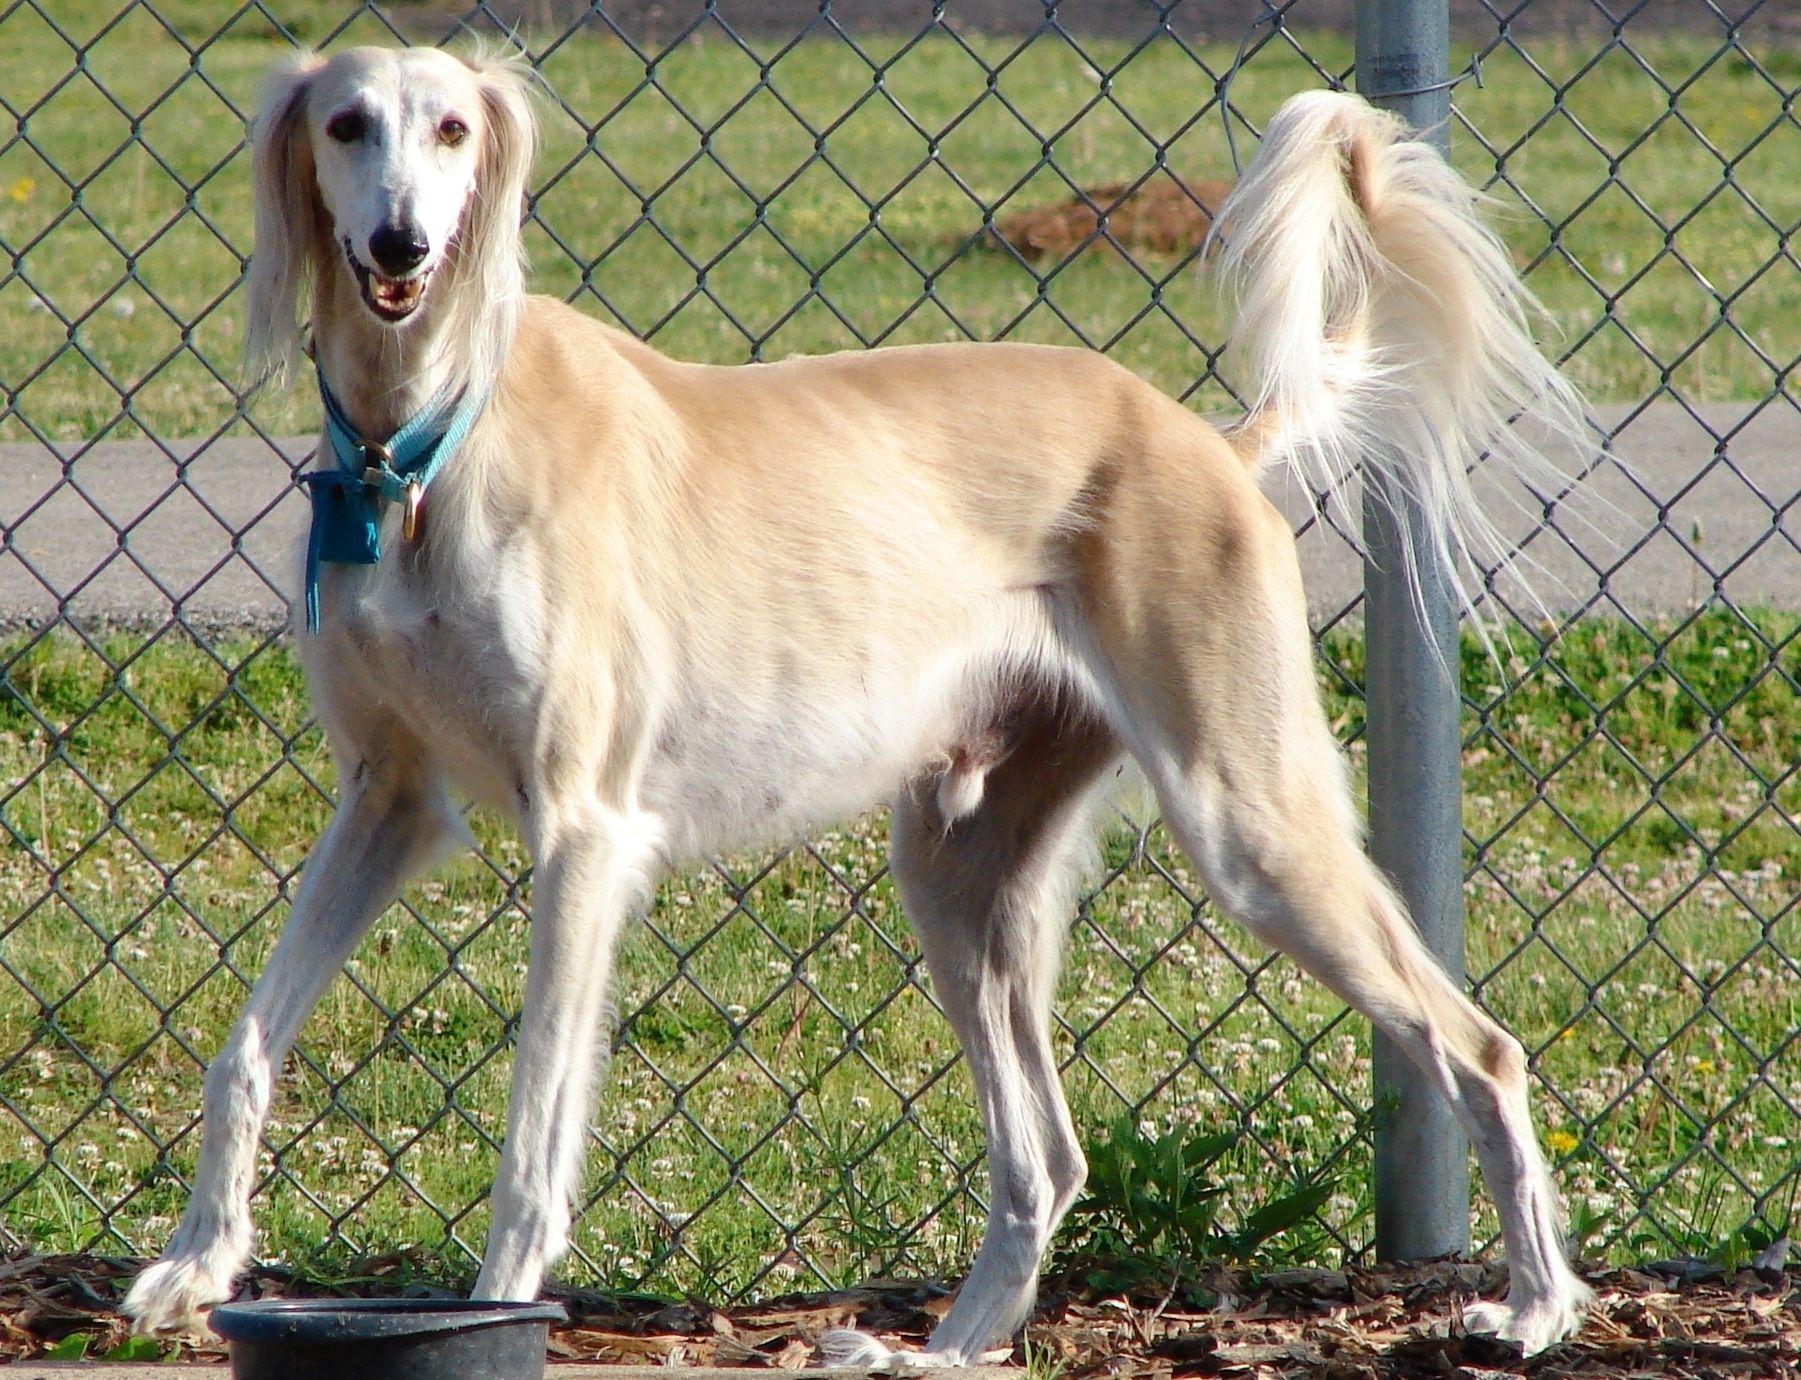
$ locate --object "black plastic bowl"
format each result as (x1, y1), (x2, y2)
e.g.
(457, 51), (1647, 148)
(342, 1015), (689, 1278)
(210, 1297), (566, 1380)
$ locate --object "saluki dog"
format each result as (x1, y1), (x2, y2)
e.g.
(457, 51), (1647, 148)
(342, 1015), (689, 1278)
(124, 45), (1596, 1360)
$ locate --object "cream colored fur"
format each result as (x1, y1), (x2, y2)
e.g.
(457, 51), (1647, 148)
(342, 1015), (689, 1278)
(1217, 90), (1592, 627)
(123, 49), (1593, 1360)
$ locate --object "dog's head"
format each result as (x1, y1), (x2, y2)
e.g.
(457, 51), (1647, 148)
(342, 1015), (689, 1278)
(244, 46), (535, 387)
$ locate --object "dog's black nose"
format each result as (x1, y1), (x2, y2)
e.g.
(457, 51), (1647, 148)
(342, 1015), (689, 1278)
(369, 223), (429, 276)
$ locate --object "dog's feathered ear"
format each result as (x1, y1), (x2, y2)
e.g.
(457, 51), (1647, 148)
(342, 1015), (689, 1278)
(455, 51), (535, 376)
(244, 52), (328, 390)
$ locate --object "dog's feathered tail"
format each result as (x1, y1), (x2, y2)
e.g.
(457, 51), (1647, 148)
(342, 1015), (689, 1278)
(1215, 90), (1591, 629)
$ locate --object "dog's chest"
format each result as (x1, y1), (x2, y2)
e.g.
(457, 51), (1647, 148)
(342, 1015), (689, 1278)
(317, 587), (537, 805)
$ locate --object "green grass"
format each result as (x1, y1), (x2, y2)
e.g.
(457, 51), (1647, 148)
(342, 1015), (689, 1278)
(1, 5), (1798, 446)
(0, 610), (1795, 1294)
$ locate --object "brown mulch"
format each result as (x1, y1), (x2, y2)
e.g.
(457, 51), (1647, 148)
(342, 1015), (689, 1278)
(980, 177), (1235, 263)
(0, 1252), (1796, 1375)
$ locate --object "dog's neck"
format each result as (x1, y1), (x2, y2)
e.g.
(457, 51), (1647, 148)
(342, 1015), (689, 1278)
(312, 258), (471, 440)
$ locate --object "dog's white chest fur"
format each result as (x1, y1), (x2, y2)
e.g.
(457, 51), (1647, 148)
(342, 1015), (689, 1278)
(304, 547), (546, 812)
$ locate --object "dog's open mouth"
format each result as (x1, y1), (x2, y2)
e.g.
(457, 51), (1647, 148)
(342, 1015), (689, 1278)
(345, 241), (432, 324)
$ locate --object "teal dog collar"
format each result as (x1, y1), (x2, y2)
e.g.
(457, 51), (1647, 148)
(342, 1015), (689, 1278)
(300, 369), (487, 633)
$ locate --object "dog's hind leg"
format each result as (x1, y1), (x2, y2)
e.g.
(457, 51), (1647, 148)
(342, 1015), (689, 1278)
(1095, 482), (1590, 1356)
(821, 697), (1121, 1369)
(473, 801), (663, 1302)
(1154, 776), (1588, 1351)
(124, 740), (460, 1335)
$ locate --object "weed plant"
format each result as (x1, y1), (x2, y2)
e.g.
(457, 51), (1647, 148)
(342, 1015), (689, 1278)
(1051, 1117), (1340, 1298)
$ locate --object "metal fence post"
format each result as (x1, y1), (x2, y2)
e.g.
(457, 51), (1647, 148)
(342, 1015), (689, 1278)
(1354, 0), (1471, 1263)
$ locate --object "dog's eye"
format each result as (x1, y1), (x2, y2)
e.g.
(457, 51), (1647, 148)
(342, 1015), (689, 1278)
(438, 117), (469, 147)
(326, 111), (366, 143)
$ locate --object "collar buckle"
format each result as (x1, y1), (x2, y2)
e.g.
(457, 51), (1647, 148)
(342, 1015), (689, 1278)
(357, 439), (395, 486)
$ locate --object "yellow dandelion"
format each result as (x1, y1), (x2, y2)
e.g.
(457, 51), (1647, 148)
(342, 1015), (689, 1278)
(5, 177), (32, 204)
(1546, 1130), (1580, 1155)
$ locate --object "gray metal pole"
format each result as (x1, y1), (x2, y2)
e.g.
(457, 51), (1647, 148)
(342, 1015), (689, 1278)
(1354, 0), (1471, 1263)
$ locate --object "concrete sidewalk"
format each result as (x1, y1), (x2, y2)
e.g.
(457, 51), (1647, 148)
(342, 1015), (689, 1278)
(1275, 400), (1799, 619)
(1, 402), (1795, 630)
(0, 435), (313, 632)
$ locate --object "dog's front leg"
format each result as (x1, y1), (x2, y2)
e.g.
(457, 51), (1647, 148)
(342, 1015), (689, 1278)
(473, 802), (660, 1301)
(125, 759), (459, 1335)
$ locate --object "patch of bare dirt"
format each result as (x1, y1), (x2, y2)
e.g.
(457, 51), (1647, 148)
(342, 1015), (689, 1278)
(978, 177), (1235, 263)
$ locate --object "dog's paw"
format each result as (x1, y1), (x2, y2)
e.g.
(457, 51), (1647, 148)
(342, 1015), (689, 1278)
(121, 1253), (237, 1337)
(1463, 1281), (1592, 1357)
(817, 1328), (902, 1369)
(815, 1329), (984, 1372)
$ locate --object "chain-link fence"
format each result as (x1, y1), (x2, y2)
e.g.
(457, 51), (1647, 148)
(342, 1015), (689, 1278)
(0, 0), (1796, 1300)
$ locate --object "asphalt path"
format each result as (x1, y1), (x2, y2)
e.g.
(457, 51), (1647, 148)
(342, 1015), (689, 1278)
(1, 401), (1795, 632)
(1280, 400), (1801, 623)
